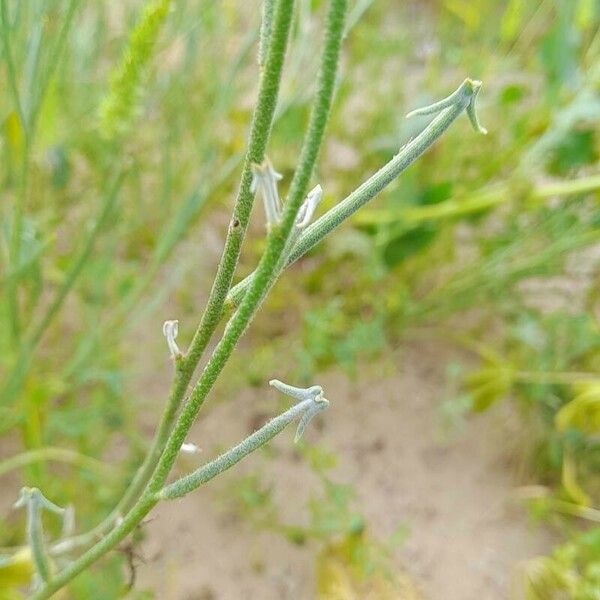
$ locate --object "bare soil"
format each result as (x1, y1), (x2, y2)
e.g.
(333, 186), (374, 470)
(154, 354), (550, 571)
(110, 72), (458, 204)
(137, 342), (554, 600)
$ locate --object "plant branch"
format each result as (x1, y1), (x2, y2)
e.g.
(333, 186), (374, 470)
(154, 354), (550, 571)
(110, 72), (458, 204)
(180, 0), (295, 374)
(147, 0), (346, 496)
(159, 392), (328, 500)
(14, 488), (65, 584)
(226, 78), (487, 308)
(31, 0), (297, 566)
(30, 2), (346, 595)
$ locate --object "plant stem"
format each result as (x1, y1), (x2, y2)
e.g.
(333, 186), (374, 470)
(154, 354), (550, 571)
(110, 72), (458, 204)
(50, 365), (189, 555)
(226, 79), (485, 308)
(32, 494), (158, 600)
(16, 489), (66, 584)
(535, 174), (600, 199)
(102, 0), (294, 524)
(31, 2), (346, 594)
(27, 498), (51, 582)
(356, 173), (600, 226)
(159, 396), (323, 500)
(27, 0), (80, 137)
(181, 0), (295, 374)
(258, 0), (275, 67)
(39, 0), (297, 562)
(147, 0), (346, 496)
(5, 143), (30, 344)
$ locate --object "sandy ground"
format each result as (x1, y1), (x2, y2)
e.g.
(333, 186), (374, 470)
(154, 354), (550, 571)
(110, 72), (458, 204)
(136, 342), (554, 600)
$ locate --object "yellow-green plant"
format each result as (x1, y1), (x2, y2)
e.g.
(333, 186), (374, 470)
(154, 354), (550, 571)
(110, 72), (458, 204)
(455, 309), (600, 520)
(0, 0), (177, 452)
(98, 0), (173, 140)
(519, 528), (600, 600)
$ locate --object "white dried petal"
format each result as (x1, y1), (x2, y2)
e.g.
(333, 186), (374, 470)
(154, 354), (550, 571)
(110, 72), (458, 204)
(163, 319), (181, 358)
(180, 442), (201, 454)
(294, 399), (329, 443)
(251, 158), (283, 226)
(296, 185), (323, 229)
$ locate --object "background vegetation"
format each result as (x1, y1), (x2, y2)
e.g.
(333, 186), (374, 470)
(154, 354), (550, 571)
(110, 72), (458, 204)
(1, 0), (599, 598)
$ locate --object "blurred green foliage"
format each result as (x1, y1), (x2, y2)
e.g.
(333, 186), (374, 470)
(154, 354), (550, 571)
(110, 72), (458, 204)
(520, 528), (600, 600)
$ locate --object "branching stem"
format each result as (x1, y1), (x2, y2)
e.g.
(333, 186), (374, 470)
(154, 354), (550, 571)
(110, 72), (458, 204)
(30, 2), (347, 596)
(227, 78), (487, 308)
(24, 4), (491, 599)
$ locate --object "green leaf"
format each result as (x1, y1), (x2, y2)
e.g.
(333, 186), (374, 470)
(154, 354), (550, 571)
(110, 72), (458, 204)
(556, 385), (600, 434)
(381, 226), (438, 268)
(548, 129), (597, 175)
(464, 366), (514, 413)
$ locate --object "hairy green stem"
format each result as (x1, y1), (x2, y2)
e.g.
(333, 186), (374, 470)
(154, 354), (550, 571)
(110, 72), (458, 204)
(73, 0), (296, 540)
(227, 78), (486, 308)
(30, 2), (346, 595)
(181, 0), (294, 373)
(258, 0), (275, 67)
(50, 364), (188, 556)
(33, 0), (296, 566)
(287, 87), (475, 261)
(32, 494), (157, 600)
(160, 395), (326, 499)
(24, 496), (51, 582)
(147, 0), (345, 495)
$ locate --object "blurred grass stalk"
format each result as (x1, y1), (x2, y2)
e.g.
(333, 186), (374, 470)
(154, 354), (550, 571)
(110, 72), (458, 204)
(0, 0), (202, 428)
(353, 174), (600, 226)
(0, 447), (119, 480)
(1, 0), (82, 487)
(1, 0), (79, 343)
(0, 0), (178, 485)
(0, 2), (321, 534)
